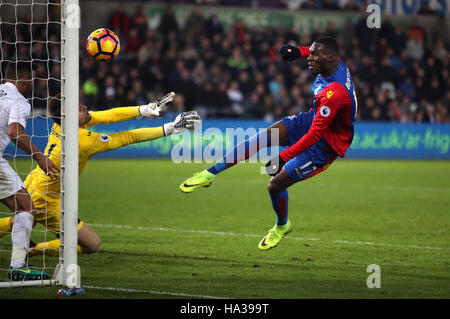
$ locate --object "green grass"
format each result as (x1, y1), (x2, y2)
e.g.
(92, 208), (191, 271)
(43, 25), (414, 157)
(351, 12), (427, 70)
(0, 159), (449, 299)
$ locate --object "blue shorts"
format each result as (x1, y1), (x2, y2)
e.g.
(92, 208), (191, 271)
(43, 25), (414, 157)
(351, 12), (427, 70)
(281, 110), (337, 183)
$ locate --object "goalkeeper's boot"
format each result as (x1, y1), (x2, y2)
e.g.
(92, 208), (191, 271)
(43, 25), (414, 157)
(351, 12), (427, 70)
(180, 169), (215, 193)
(8, 266), (51, 281)
(258, 220), (293, 251)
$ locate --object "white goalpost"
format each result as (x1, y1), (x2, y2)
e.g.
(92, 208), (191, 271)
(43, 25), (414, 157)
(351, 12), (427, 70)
(0, 0), (79, 289)
(58, 0), (80, 290)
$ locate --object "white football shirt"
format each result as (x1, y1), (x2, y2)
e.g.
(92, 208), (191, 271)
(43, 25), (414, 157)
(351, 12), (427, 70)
(0, 82), (31, 156)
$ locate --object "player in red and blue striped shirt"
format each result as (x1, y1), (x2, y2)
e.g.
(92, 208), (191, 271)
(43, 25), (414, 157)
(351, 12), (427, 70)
(180, 37), (358, 250)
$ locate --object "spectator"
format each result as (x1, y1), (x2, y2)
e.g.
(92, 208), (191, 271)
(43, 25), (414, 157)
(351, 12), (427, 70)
(341, 0), (360, 11)
(132, 5), (148, 39)
(109, 3), (131, 37)
(125, 28), (143, 54)
(406, 34), (424, 61)
(406, 18), (426, 45)
(418, 1), (436, 15)
(82, 77), (99, 106)
(158, 6), (179, 36)
(300, 0), (316, 10)
(184, 8), (205, 37)
(430, 15), (449, 47)
(227, 80), (245, 116)
(204, 13), (224, 38)
(354, 11), (377, 54)
(391, 23), (408, 56)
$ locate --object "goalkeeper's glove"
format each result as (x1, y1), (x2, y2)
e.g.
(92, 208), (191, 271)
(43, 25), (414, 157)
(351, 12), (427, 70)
(163, 111), (201, 136)
(139, 91), (176, 117)
(265, 155), (286, 176)
(278, 44), (301, 62)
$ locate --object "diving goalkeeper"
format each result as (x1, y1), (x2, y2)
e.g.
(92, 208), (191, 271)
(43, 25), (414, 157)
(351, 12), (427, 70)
(0, 92), (201, 257)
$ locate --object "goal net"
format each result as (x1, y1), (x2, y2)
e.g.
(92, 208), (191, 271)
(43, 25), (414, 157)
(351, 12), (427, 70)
(0, 0), (79, 289)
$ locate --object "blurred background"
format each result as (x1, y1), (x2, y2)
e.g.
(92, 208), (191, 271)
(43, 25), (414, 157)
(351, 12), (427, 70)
(1, 0), (449, 159)
(81, 0), (450, 124)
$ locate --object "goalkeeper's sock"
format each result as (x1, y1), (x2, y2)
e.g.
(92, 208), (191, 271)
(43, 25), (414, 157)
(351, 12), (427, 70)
(269, 190), (289, 226)
(207, 130), (271, 175)
(30, 239), (83, 257)
(10, 212), (33, 268)
(0, 217), (13, 237)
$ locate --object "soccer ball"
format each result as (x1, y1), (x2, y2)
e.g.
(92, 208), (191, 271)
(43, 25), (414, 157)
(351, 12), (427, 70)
(86, 28), (120, 62)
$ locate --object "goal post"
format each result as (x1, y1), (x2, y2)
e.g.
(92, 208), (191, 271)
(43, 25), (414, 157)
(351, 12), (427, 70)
(57, 0), (80, 289)
(0, 0), (80, 289)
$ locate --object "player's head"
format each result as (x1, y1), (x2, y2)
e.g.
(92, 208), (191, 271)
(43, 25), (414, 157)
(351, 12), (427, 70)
(4, 61), (34, 96)
(48, 94), (92, 126)
(48, 94), (62, 125)
(307, 36), (339, 76)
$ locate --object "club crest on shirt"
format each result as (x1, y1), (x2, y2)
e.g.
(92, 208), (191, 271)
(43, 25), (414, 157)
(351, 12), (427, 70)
(99, 134), (110, 143)
(320, 105), (331, 117)
(327, 90), (334, 99)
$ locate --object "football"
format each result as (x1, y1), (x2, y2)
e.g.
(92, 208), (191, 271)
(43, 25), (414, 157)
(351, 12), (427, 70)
(85, 28), (120, 62)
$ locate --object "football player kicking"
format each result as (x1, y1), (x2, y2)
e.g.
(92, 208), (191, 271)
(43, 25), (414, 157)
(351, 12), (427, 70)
(180, 36), (358, 250)
(0, 92), (200, 258)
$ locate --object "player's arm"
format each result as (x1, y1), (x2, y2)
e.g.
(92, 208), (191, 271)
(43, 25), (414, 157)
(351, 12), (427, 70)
(278, 45), (310, 61)
(89, 111), (201, 154)
(85, 92), (176, 127)
(7, 123), (59, 179)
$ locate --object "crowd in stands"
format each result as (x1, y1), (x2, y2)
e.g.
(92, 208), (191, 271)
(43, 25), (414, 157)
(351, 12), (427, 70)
(153, 0), (446, 15)
(77, 4), (449, 123)
(1, 2), (448, 123)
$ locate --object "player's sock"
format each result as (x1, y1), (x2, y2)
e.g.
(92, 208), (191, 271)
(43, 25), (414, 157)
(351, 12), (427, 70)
(10, 212), (33, 268)
(207, 130), (271, 175)
(0, 217), (13, 237)
(270, 190), (289, 226)
(30, 239), (83, 256)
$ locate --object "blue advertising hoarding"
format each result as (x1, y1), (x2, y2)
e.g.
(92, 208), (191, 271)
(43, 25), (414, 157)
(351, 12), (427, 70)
(3, 118), (450, 160)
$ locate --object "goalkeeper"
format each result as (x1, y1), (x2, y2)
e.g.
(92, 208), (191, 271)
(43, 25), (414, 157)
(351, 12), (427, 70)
(0, 92), (200, 257)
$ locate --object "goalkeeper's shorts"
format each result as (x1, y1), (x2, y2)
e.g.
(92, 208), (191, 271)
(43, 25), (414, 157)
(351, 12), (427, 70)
(32, 196), (83, 235)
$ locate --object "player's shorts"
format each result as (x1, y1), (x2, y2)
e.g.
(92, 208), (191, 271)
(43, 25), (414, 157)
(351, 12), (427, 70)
(0, 157), (26, 200)
(281, 110), (338, 183)
(32, 196), (83, 235)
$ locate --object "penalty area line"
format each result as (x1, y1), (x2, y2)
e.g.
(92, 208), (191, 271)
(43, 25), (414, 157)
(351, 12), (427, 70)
(83, 285), (229, 299)
(88, 223), (449, 251)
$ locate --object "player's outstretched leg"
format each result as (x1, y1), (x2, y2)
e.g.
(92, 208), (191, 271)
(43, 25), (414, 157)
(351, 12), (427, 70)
(180, 124), (288, 193)
(180, 130), (269, 193)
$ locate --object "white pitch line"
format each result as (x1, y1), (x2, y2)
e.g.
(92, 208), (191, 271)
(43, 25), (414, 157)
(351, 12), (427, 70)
(84, 285), (229, 299)
(88, 223), (449, 251)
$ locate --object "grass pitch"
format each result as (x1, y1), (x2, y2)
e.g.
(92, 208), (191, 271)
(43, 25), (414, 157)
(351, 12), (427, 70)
(0, 159), (449, 299)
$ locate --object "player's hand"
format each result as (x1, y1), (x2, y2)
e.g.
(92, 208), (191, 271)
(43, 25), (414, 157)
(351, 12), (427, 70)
(139, 91), (176, 117)
(265, 155), (286, 176)
(35, 154), (59, 179)
(163, 111), (201, 136)
(278, 44), (301, 62)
